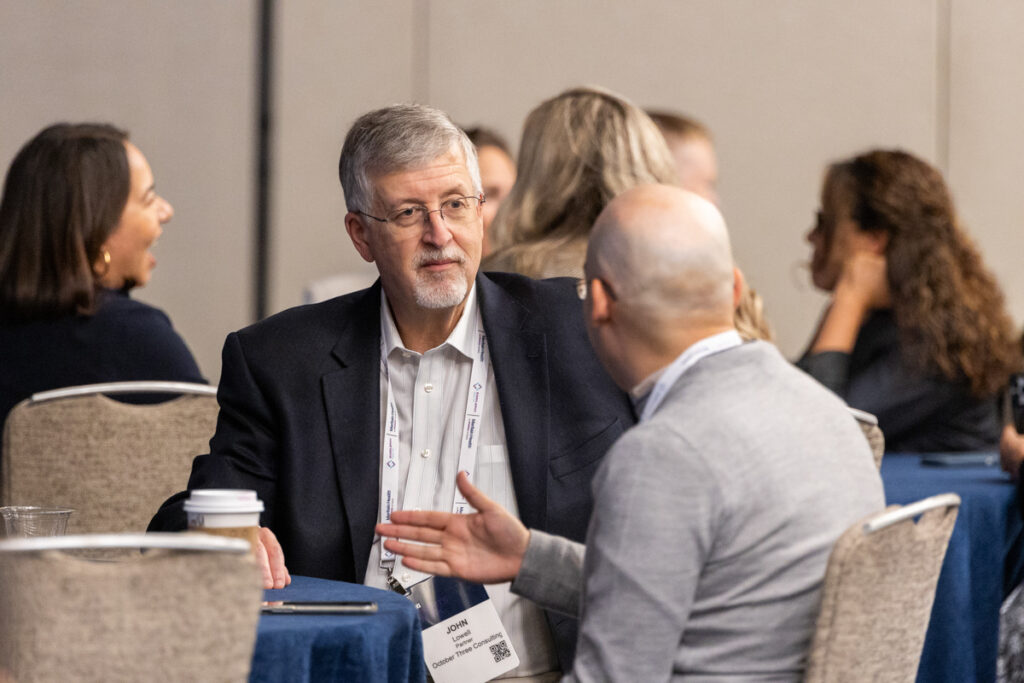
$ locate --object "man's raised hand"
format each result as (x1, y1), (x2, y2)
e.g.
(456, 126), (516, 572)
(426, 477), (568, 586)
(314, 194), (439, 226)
(375, 471), (529, 584)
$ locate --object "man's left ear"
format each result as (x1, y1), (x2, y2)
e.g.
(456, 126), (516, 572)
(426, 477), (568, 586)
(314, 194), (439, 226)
(732, 268), (745, 309)
(344, 212), (375, 263)
(588, 278), (613, 327)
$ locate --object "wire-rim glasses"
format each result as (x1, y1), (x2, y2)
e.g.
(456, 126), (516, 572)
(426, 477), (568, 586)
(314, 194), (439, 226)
(358, 195), (484, 229)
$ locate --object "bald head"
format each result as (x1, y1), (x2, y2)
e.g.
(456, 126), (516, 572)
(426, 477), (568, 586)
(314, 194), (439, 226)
(587, 184), (735, 330)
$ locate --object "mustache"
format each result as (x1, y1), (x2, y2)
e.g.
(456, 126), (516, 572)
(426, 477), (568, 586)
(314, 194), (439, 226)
(413, 248), (465, 267)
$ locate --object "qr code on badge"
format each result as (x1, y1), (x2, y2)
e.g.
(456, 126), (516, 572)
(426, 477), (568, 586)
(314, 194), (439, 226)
(490, 640), (511, 663)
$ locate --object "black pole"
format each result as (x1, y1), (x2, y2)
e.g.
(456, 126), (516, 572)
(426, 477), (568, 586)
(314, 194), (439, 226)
(254, 0), (274, 321)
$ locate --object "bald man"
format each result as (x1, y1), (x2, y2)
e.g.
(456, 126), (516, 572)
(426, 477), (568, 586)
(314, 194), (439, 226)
(379, 185), (884, 681)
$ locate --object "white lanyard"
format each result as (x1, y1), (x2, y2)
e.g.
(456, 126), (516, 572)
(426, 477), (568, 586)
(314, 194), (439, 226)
(378, 326), (491, 566)
(639, 331), (743, 423)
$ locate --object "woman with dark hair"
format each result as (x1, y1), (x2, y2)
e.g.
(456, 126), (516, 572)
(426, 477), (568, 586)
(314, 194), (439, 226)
(798, 149), (1021, 452)
(0, 123), (203, 425)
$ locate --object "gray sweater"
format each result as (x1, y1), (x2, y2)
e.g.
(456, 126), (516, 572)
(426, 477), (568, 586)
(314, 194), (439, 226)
(513, 341), (885, 681)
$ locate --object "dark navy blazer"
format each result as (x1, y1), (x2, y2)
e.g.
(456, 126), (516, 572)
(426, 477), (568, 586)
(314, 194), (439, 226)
(151, 272), (635, 668)
(0, 288), (204, 427)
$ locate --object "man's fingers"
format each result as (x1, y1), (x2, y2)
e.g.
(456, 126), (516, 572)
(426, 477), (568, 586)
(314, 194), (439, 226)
(383, 538), (444, 561)
(388, 509), (452, 528)
(376, 522), (444, 545)
(255, 537), (274, 589)
(456, 471), (499, 512)
(259, 527), (290, 589)
(397, 554), (454, 577)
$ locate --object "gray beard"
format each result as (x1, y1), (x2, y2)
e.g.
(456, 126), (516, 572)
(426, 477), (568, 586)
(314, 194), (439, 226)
(414, 269), (468, 309)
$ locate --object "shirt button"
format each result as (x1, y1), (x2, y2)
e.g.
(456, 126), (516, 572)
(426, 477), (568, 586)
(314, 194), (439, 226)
(424, 383), (434, 393)
(402, 352), (411, 359)
(420, 449), (431, 459)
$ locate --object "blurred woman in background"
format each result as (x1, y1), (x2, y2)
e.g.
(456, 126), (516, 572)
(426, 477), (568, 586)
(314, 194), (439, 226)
(0, 123), (203, 425)
(798, 149), (1020, 452)
(484, 86), (773, 342)
(483, 86), (678, 278)
(464, 126), (516, 256)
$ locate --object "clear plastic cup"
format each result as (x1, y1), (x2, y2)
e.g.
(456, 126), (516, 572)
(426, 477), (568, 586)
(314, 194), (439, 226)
(0, 506), (75, 537)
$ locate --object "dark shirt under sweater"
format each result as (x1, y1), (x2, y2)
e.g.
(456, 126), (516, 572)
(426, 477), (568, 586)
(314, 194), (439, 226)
(0, 288), (205, 428)
(796, 309), (1000, 452)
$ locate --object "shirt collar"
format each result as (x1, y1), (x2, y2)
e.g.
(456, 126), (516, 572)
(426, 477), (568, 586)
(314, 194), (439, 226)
(380, 283), (479, 359)
(630, 366), (666, 402)
(631, 329), (744, 407)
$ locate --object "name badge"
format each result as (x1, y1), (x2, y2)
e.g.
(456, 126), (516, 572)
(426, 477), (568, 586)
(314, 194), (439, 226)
(406, 576), (519, 683)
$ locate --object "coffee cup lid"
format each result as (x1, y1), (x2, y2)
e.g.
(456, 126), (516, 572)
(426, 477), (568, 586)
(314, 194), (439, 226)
(183, 489), (264, 514)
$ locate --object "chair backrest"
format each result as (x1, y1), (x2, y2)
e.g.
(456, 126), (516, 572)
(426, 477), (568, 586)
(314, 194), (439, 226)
(804, 493), (960, 683)
(849, 407), (885, 469)
(1, 382), (218, 533)
(0, 532), (262, 682)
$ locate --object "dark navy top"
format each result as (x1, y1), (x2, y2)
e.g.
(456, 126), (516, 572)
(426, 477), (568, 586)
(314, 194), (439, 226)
(0, 288), (205, 427)
(797, 310), (1000, 452)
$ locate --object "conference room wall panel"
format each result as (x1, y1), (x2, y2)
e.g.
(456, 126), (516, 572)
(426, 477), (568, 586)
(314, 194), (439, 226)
(947, 0), (1024, 331)
(425, 0), (939, 355)
(5, 1), (1024, 382)
(0, 1), (256, 381)
(268, 1), (418, 316)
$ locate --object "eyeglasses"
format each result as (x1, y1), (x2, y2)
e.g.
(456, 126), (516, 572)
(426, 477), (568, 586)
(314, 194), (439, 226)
(358, 196), (484, 229)
(575, 276), (618, 301)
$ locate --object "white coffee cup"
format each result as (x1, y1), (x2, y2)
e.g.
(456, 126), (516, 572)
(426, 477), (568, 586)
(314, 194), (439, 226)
(184, 489), (264, 551)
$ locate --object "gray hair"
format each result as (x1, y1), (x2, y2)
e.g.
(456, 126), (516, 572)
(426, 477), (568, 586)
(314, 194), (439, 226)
(338, 104), (482, 212)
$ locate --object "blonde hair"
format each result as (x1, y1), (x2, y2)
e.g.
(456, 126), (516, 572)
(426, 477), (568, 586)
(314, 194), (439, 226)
(734, 284), (774, 342)
(485, 86), (677, 276)
(646, 110), (712, 143)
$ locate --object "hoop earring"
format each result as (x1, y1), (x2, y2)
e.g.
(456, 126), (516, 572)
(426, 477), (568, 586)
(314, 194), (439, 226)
(96, 250), (111, 278)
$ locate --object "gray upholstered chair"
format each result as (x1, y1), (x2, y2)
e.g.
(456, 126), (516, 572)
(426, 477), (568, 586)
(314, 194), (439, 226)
(804, 493), (960, 683)
(848, 407), (885, 469)
(0, 532), (262, 682)
(999, 582), (1024, 682)
(1, 382), (217, 533)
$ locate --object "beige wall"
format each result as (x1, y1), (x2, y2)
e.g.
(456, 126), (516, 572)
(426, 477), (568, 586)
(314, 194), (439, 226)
(269, 2), (417, 313)
(948, 0), (1024, 334)
(0, 1), (256, 381)
(4, 1), (1023, 380)
(421, 0), (940, 355)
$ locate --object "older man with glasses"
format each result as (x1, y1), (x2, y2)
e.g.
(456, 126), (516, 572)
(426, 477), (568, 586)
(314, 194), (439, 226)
(151, 104), (634, 680)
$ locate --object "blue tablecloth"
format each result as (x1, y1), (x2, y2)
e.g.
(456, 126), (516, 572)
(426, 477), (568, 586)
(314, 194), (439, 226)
(881, 453), (1022, 683)
(251, 575), (426, 683)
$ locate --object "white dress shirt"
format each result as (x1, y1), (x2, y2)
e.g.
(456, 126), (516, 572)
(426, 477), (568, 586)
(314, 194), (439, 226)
(364, 284), (558, 677)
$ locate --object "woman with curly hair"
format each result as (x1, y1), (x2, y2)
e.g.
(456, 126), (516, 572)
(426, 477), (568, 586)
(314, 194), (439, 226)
(797, 149), (1021, 452)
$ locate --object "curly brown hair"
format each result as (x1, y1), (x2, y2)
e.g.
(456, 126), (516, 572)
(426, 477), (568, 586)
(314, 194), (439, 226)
(825, 149), (1021, 396)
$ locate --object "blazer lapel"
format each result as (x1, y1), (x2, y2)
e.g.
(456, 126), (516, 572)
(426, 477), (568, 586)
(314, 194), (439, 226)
(322, 282), (382, 583)
(478, 276), (550, 532)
